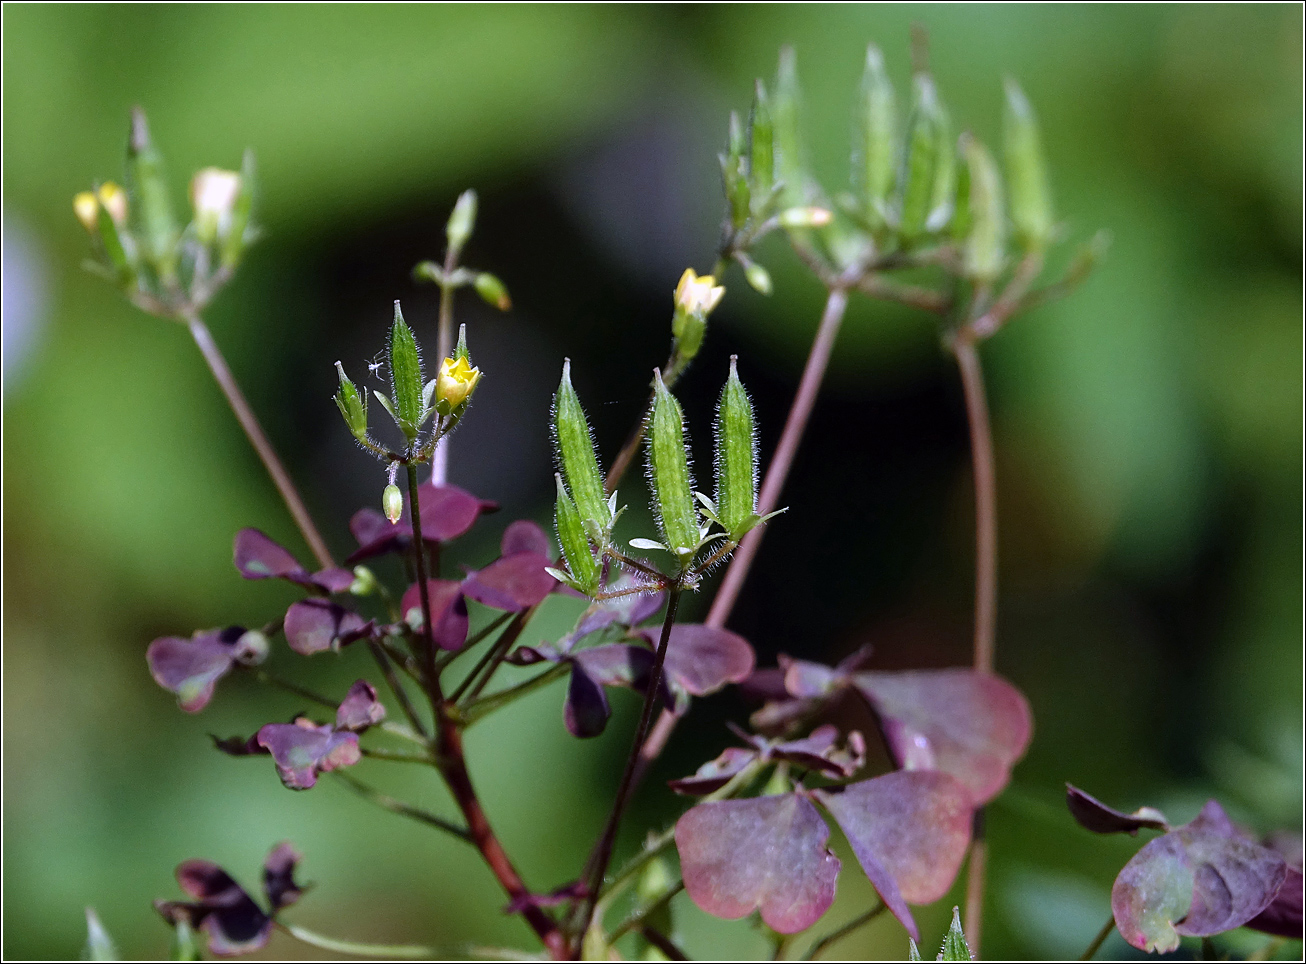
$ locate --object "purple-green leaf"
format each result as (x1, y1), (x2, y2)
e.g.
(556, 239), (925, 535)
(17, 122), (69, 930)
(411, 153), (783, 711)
(335, 680), (386, 732)
(283, 599), (369, 656)
(233, 528), (353, 593)
(154, 861), (271, 955)
(815, 770), (974, 940)
(669, 746), (760, 796)
(256, 719), (361, 790)
(500, 519), (552, 557)
(676, 793), (840, 933)
(462, 552), (557, 612)
(262, 841), (304, 912)
(147, 627), (246, 712)
(852, 668), (1032, 805)
(772, 724), (866, 779)
(1066, 784), (1169, 835)
(638, 624), (756, 697)
(1247, 865), (1303, 939)
(399, 579), (469, 650)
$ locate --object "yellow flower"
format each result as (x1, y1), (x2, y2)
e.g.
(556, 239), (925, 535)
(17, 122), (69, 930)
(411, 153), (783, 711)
(674, 268), (725, 319)
(73, 192), (100, 233)
(97, 182), (128, 226)
(436, 356), (482, 412)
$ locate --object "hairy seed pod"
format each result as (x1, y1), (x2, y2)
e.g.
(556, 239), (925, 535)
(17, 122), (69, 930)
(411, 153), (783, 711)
(723, 111), (751, 229)
(551, 359), (611, 534)
(127, 107), (179, 280)
(749, 79), (774, 200)
(647, 371), (698, 560)
(853, 44), (896, 229)
(773, 46), (809, 208)
(1003, 79), (1053, 251)
(897, 74), (945, 241)
(387, 301), (424, 439)
(555, 474), (597, 594)
(714, 357), (758, 539)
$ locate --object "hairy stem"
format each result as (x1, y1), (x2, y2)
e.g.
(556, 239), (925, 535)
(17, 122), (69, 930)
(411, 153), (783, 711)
(801, 900), (887, 960)
(183, 310), (334, 570)
(577, 585), (683, 938)
(1078, 915), (1116, 961)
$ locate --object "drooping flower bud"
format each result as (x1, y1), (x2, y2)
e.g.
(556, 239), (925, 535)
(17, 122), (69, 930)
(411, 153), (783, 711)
(473, 272), (511, 311)
(383, 484), (404, 524)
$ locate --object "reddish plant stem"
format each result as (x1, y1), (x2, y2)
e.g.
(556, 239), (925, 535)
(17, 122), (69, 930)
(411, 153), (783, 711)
(576, 585), (683, 941)
(406, 464), (565, 958)
(625, 286), (851, 793)
(951, 334), (997, 674)
(184, 311), (335, 570)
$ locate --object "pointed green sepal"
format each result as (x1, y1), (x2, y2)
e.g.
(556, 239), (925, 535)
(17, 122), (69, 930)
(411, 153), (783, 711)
(749, 79), (774, 201)
(897, 74), (946, 241)
(1003, 79), (1053, 252)
(127, 107), (179, 281)
(387, 300), (424, 438)
(83, 907), (118, 961)
(959, 134), (1006, 283)
(552, 359), (611, 535)
(908, 938), (923, 961)
(773, 47), (810, 208)
(939, 907), (973, 961)
(555, 475), (598, 594)
(334, 361), (368, 439)
(647, 370), (698, 562)
(220, 149), (256, 270)
(95, 202), (133, 285)
(714, 357), (758, 539)
(724, 111), (751, 229)
(854, 44), (896, 230)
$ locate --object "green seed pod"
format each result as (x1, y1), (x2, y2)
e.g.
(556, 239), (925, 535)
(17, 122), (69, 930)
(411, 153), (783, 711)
(552, 359), (611, 534)
(897, 74), (944, 241)
(959, 134), (1006, 283)
(853, 44), (896, 229)
(1003, 79), (1053, 251)
(95, 200), (134, 285)
(221, 149), (256, 270)
(950, 137), (972, 244)
(555, 474), (598, 594)
(334, 361), (368, 440)
(127, 107), (179, 280)
(714, 357), (758, 539)
(926, 101), (955, 232)
(773, 47), (809, 208)
(742, 259), (772, 296)
(646, 371), (698, 560)
(382, 484), (404, 524)
(446, 188), (477, 255)
(723, 111), (751, 229)
(635, 856), (676, 941)
(473, 272), (511, 311)
(939, 907), (973, 962)
(749, 79), (774, 200)
(387, 300), (424, 439)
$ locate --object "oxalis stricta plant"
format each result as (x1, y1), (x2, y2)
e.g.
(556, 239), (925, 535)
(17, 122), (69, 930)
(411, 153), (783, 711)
(71, 36), (1301, 964)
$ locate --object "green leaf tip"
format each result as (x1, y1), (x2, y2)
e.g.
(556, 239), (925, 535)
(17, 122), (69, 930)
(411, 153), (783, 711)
(939, 907), (973, 961)
(1003, 77), (1053, 251)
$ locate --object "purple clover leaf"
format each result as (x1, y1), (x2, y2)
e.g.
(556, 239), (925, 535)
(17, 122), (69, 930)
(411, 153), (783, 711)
(147, 626), (263, 712)
(400, 579), (469, 650)
(154, 843), (306, 956)
(675, 792), (841, 934)
(283, 598), (371, 656)
(256, 718), (361, 790)
(346, 483), (497, 565)
(233, 528), (354, 593)
(814, 770), (974, 941)
(1066, 783), (1170, 835)
(461, 522), (559, 612)
(635, 624), (756, 699)
(335, 680), (386, 732)
(1082, 796), (1293, 952)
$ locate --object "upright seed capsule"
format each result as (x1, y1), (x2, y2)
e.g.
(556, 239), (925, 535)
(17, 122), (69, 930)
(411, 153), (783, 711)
(334, 361), (368, 439)
(853, 44), (896, 229)
(221, 149), (256, 270)
(773, 46), (809, 208)
(714, 357), (758, 539)
(554, 475), (597, 594)
(723, 111), (751, 229)
(646, 371), (699, 561)
(960, 134), (1006, 283)
(749, 80), (774, 200)
(925, 100), (955, 232)
(387, 300), (424, 439)
(897, 74), (944, 241)
(127, 107), (179, 280)
(551, 360), (611, 534)
(1003, 79), (1053, 251)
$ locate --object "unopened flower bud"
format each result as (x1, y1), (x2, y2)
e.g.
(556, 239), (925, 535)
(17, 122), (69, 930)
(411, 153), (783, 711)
(334, 361), (368, 440)
(435, 355), (482, 414)
(73, 192), (100, 233)
(743, 260), (773, 296)
(191, 167), (242, 245)
(349, 565), (377, 596)
(473, 272), (511, 311)
(446, 189), (477, 254)
(674, 267), (726, 320)
(383, 484), (404, 524)
(233, 630), (270, 666)
(777, 206), (833, 228)
(97, 182), (128, 226)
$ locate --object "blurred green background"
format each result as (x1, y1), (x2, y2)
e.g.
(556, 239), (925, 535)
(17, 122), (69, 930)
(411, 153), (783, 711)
(3, 5), (1301, 960)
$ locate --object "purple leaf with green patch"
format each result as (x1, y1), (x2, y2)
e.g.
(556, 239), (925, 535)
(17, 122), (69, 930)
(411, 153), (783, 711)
(853, 668), (1032, 805)
(500, 519), (553, 558)
(676, 793), (840, 933)
(154, 861), (271, 955)
(256, 718), (361, 790)
(283, 599), (369, 656)
(815, 770), (974, 940)
(1066, 784), (1169, 835)
(1247, 865), (1303, 939)
(1111, 800), (1289, 952)
(147, 626), (247, 712)
(400, 579), (469, 650)
(233, 528), (353, 593)
(335, 680), (386, 732)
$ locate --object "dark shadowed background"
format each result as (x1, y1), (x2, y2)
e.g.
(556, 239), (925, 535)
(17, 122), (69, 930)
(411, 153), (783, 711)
(3, 5), (1301, 960)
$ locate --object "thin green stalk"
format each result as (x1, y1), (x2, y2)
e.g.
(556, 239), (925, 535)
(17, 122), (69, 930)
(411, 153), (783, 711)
(801, 900), (887, 960)
(460, 663), (570, 727)
(607, 880), (684, 943)
(450, 612), (526, 704)
(461, 611), (530, 703)
(1078, 916), (1115, 961)
(277, 922), (437, 959)
(359, 748), (431, 763)
(334, 771), (470, 842)
(367, 639), (429, 740)
(182, 309), (334, 570)
(405, 462), (443, 709)
(252, 669), (337, 711)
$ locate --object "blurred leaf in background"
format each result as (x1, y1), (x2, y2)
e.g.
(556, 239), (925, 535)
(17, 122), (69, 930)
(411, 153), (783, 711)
(3, 5), (1300, 959)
